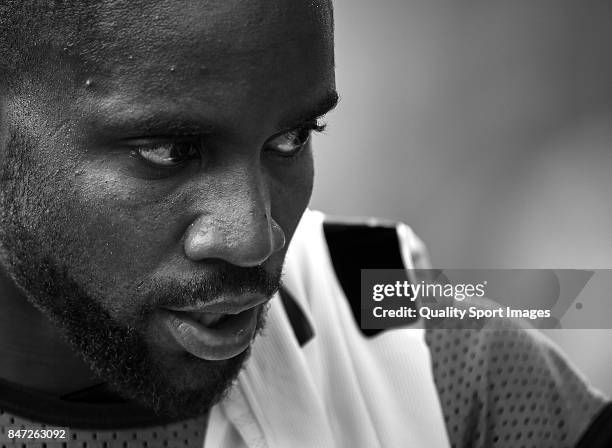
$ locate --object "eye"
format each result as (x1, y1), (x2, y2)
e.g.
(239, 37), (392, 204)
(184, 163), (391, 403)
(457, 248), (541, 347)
(133, 140), (199, 167)
(265, 122), (326, 157)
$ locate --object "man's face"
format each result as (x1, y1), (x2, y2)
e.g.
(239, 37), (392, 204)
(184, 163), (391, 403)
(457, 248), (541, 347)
(0, 0), (335, 418)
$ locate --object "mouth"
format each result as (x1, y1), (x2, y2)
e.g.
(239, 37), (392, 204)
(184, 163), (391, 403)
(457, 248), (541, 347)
(159, 298), (266, 361)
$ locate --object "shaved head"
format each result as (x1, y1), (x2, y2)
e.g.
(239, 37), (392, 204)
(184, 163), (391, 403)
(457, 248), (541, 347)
(0, 1), (333, 90)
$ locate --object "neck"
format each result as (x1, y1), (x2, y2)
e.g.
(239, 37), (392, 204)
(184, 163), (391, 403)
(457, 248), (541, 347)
(0, 265), (100, 396)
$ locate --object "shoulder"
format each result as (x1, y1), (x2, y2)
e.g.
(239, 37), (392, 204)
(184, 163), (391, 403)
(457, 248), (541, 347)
(289, 211), (608, 447)
(425, 304), (608, 448)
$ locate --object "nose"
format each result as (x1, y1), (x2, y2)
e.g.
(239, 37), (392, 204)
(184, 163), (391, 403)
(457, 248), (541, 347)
(183, 173), (286, 267)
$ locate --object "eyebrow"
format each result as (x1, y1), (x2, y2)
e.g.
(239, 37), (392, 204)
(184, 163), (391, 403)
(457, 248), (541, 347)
(277, 89), (340, 130)
(93, 90), (339, 140)
(96, 111), (216, 140)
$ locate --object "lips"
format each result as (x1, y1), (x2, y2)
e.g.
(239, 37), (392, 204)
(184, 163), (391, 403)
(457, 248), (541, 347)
(160, 304), (261, 361)
(162, 294), (269, 316)
(193, 312), (226, 327)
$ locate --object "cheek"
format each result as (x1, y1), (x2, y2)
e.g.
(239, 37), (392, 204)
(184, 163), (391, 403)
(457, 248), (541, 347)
(38, 167), (186, 313)
(72, 172), (182, 264)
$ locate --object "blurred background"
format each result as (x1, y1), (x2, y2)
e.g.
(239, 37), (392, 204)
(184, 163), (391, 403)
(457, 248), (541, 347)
(310, 0), (612, 395)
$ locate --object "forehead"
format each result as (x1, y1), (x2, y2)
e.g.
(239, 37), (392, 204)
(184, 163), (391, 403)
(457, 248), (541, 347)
(49, 0), (334, 109)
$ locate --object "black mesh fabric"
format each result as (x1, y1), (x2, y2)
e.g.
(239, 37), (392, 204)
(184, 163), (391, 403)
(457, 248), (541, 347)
(425, 314), (607, 448)
(0, 410), (206, 448)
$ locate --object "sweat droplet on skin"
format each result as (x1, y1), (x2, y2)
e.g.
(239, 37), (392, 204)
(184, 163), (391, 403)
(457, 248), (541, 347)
(85, 79), (93, 88)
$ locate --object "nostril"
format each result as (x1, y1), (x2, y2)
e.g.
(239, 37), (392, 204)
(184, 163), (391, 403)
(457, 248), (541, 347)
(271, 220), (286, 251)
